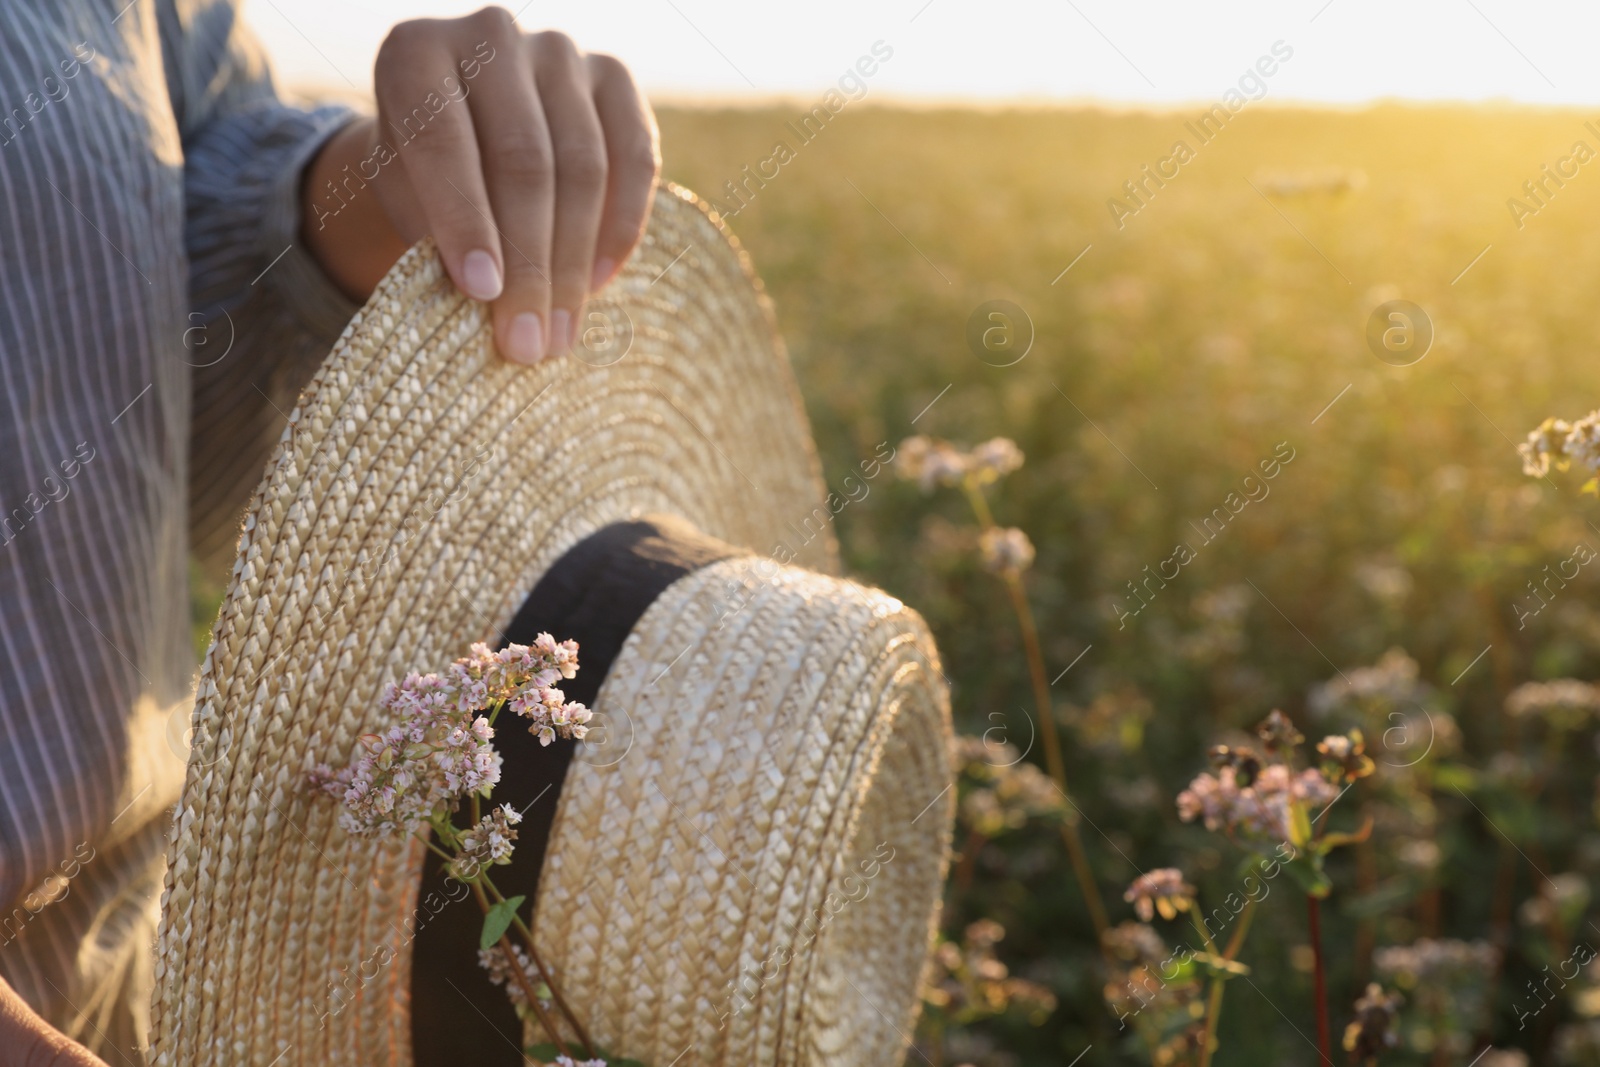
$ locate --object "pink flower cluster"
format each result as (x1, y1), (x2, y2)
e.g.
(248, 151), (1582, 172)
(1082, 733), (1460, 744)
(1124, 868), (1196, 922)
(1176, 763), (1341, 841)
(309, 636), (587, 835)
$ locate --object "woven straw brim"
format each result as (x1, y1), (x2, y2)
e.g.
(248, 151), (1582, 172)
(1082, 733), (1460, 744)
(149, 187), (865, 1064)
(533, 556), (952, 1065)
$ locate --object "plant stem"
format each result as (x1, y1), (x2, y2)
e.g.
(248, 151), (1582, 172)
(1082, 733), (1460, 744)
(471, 882), (571, 1060)
(1005, 572), (1109, 937)
(1195, 897), (1258, 1067)
(441, 806), (595, 1058)
(419, 836), (456, 865)
(1198, 977), (1225, 1067)
(1222, 897), (1257, 960)
(962, 481), (998, 529)
(953, 828), (985, 892)
(962, 481), (1110, 939)
(1188, 909), (1223, 1067)
(1187, 909), (1220, 957)
(482, 874), (596, 1057)
(1307, 894), (1332, 1065)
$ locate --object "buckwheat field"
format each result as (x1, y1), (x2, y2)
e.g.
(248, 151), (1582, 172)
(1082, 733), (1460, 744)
(649, 103), (1600, 1066)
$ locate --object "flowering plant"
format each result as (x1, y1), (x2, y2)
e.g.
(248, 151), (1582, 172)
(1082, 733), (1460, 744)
(308, 636), (641, 1067)
(1175, 709), (1374, 896)
(893, 431), (1454, 1065)
(920, 918), (1058, 1049)
(895, 435), (1107, 934)
(1104, 709), (1378, 1066)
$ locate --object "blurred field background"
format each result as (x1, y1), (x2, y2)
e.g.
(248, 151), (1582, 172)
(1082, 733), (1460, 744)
(653, 103), (1600, 1065)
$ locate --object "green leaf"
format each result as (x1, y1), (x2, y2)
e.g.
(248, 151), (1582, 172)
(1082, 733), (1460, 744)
(1281, 855), (1332, 898)
(1287, 797), (1313, 850)
(1317, 818), (1373, 854)
(1233, 854), (1265, 883)
(1431, 763), (1477, 792)
(480, 894), (526, 950)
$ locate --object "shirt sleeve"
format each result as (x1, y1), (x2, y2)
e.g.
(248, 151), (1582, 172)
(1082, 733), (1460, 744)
(162, 0), (366, 574)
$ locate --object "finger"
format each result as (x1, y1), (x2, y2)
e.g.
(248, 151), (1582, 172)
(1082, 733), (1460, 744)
(375, 21), (505, 308)
(466, 19), (557, 364)
(0, 976), (104, 1066)
(587, 52), (660, 292)
(531, 33), (607, 357)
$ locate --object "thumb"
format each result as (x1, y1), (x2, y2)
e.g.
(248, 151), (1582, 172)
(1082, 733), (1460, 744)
(0, 975), (105, 1066)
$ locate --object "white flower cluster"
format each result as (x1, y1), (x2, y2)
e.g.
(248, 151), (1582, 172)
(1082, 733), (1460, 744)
(952, 735), (1064, 837)
(1318, 735), (1354, 760)
(477, 943), (541, 1009)
(979, 526), (1036, 575)
(1372, 937), (1498, 983)
(449, 803), (522, 880)
(1306, 647), (1430, 718)
(894, 435), (1024, 492)
(1520, 412), (1600, 478)
(1505, 678), (1600, 727)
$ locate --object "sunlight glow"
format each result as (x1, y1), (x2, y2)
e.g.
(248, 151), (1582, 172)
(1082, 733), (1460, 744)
(249, 0), (1600, 107)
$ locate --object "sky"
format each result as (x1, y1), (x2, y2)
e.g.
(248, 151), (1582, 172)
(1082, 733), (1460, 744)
(247, 0), (1600, 109)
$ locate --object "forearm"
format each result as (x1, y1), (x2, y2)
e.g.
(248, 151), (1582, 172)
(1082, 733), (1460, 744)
(300, 116), (411, 303)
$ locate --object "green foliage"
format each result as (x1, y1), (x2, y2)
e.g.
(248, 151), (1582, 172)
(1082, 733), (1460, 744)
(479, 895), (525, 951)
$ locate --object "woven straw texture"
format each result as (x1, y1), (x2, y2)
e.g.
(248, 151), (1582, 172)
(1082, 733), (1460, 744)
(531, 556), (953, 1066)
(147, 185), (873, 1064)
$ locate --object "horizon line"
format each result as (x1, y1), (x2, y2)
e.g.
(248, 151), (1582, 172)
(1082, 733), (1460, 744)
(280, 83), (1600, 115)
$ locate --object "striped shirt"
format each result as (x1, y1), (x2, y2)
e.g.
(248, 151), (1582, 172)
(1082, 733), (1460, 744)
(0, 2), (356, 1059)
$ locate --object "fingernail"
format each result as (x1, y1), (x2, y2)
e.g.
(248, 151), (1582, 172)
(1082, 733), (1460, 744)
(551, 309), (572, 356)
(590, 257), (616, 292)
(504, 313), (544, 365)
(461, 249), (503, 302)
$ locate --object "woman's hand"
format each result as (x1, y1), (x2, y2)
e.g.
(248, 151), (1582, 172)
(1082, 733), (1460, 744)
(0, 974), (104, 1066)
(303, 7), (660, 365)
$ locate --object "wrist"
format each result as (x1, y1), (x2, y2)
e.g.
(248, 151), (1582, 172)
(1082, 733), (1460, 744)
(300, 116), (410, 303)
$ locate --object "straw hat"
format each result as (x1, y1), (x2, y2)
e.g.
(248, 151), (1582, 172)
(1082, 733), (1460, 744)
(149, 185), (954, 1067)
